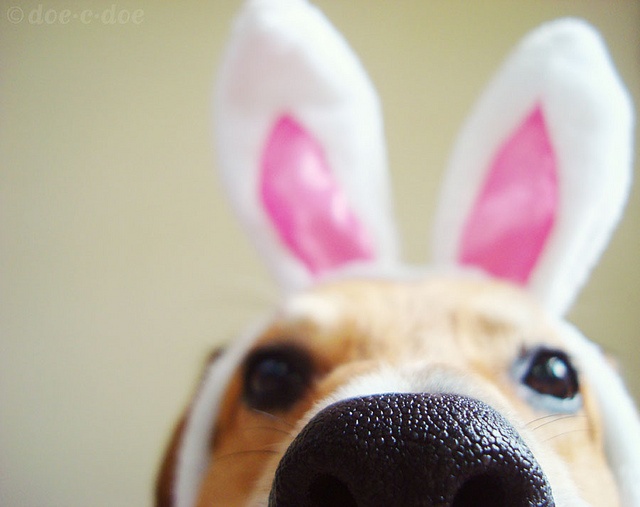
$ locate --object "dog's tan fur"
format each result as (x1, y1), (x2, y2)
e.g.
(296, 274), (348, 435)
(159, 275), (619, 506)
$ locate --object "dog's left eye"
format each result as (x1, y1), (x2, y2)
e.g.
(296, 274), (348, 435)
(242, 343), (314, 412)
(515, 347), (581, 412)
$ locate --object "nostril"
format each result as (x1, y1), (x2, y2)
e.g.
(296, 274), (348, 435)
(452, 474), (507, 507)
(270, 394), (554, 507)
(308, 474), (357, 507)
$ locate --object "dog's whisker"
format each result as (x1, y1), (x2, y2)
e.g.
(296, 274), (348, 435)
(525, 413), (566, 427)
(541, 427), (590, 444)
(215, 448), (280, 463)
(528, 413), (586, 432)
(242, 425), (293, 438)
(250, 408), (296, 429)
(525, 412), (584, 427)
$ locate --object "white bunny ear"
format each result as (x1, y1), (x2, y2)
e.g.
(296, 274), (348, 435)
(431, 18), (634, 317)
(214, 0), (398, 293)
(558, 321), (640, 506)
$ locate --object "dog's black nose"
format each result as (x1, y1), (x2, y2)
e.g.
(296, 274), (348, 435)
(269, 393), (554, 507)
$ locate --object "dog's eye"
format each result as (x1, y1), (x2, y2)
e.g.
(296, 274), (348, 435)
(523, 348), (578, 399)
(242, 343), (313, 412)
(515, 347), (581, 413)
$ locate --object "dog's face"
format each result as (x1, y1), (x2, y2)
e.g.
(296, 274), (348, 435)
(171, 275), (617, 506)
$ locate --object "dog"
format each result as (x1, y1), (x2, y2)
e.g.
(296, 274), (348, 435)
(156, 1), (640, 506)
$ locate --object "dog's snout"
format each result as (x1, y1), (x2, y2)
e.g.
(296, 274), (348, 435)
(269, 393), (554, 507)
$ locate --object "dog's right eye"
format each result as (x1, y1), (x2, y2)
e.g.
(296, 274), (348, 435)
(242, 343), (314, 412)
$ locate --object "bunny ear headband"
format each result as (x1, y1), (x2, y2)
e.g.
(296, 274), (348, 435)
(169, 1), (639, 506)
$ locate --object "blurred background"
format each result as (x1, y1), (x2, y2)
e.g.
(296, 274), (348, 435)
(1, 1), (638, 505)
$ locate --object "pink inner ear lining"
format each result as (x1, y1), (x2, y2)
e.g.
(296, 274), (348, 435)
(260, 115), (375, 277)
(459, 104), (559, 285)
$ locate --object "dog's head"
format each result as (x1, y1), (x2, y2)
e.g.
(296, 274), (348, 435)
(157, 1), (639, 506)
(163, 276), (624, 507)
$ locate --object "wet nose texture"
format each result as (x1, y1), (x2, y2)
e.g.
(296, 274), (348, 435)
(269, 393), (554, 507)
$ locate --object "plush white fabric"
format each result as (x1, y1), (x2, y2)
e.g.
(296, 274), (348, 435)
(173, 323), (264, 507)
(214, 0), (398, 293)
(431, 18), (634, 317)
(559, 321), (640, 506)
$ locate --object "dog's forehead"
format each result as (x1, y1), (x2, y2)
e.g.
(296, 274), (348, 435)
(277, 276), (562, 349)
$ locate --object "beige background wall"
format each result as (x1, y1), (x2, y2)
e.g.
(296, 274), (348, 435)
(2, 1), (638, 506)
